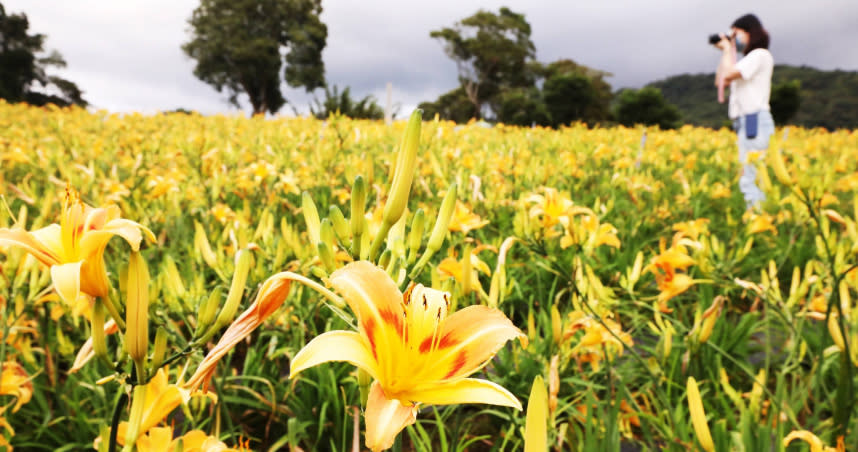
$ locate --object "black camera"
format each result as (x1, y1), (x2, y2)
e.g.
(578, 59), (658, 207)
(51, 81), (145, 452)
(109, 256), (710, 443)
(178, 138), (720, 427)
(708, 34), (723, 45)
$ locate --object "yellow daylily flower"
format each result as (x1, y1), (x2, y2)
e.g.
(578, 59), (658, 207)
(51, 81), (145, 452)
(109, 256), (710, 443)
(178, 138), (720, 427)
(747, 213), (777, 235)
(290, 261), (526, 451)
(563, 310), (632, 370)
(0, 187), (154, 306)
(0, 361), (32, 412)
(525, 187), (574, 232)
(672, 219), (710, 241)
(447, 201), (489, 234)
(782, 430), (842, 452)
(118, 368), (183, 444)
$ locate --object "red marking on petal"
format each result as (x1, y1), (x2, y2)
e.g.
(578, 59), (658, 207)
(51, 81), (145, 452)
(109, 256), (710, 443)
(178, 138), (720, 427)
(364, 317), (379, 360)
(380, 308), (404, 338)
(444, 351), (468, 379)
(437, 333), (460, 350)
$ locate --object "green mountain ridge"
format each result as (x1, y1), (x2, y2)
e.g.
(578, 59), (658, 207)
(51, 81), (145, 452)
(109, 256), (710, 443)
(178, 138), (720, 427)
(647, 65), (858, 130)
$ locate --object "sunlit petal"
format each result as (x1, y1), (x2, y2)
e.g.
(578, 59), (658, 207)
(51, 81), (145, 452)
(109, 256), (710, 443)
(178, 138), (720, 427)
(50, 261), (83, 306)
(365, 381), (417, 452)
(403, 378), (522, 410)
(330, 262), (405, 374)
(421, 305), (526, 381)
(0, 226), (61, 266)
(290, 330), (380, 380)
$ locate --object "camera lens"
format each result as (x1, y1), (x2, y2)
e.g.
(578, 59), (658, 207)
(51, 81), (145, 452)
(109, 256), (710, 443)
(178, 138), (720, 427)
(708, 34), (721, 45)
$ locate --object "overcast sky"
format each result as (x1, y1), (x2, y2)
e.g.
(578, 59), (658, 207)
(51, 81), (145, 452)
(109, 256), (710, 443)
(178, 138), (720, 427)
(7, 0), (858, 116)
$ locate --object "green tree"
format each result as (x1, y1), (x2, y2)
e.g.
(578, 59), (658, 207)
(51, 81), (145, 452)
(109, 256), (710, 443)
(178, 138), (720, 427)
(309, 85), (385, 120)
(182, 0), (326, 115)
(418, 87), (476, 123)
(429, 7), (536, 119)
(0, 3), (86, 107)
(770, 79), (800, 125)
(541, 59), (613, 126)
(614, 87), (681, 129)
(495, 87), (550, 126)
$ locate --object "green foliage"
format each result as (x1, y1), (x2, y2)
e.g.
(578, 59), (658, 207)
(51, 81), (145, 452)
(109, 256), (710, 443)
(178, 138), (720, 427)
(309, 85), (384, 120)
(495, 87), (550, 126)
(429, 7), (537, 119)
(650, 65), (858, 129)
(418, 87), (476, 123)
(182, 0), (327, 115)
(614, 87), (681, 129)
(0, 3), (86, 107)
(541, 59), (613, 126)
(770, 79), (801, 126)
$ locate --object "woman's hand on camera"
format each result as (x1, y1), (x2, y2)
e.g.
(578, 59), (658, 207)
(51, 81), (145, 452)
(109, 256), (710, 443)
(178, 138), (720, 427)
(715, 34), (731, 50)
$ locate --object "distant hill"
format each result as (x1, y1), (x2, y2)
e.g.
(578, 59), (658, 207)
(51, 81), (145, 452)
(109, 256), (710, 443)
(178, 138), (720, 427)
(648, 65), (858, 130)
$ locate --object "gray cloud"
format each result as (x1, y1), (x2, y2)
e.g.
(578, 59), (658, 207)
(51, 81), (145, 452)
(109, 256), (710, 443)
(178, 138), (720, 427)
(6, 0), (857, 116)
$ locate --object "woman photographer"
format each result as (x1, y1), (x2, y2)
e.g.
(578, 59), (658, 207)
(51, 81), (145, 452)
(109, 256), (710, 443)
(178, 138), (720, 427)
(714, 14), (773, 211)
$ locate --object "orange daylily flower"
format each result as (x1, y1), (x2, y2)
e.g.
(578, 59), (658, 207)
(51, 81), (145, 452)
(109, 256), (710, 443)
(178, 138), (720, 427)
(646, 242), (698, 311)
(290, 261), (526, 451)
(185, 273), (294, 392)
(100, 426), (246, 452)
(563, 311), (632, 370)
(0, 361), (32, 412)
(0, 187), (154, 307)
(672, 219), (710, 241)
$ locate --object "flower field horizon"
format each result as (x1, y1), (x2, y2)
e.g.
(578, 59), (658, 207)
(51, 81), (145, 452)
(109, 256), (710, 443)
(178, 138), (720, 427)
(0, 101), (857, 451)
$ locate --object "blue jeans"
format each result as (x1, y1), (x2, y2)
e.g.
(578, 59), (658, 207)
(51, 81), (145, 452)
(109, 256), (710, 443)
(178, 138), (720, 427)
(733, 110), (774, 207)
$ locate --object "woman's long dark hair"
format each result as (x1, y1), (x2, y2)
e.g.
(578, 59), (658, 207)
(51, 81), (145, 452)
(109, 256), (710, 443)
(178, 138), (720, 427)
(732, 14), (769, 55)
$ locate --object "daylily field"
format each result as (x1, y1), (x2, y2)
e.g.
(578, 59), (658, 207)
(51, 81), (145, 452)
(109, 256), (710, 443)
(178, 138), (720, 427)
(1, 101), (857, 451)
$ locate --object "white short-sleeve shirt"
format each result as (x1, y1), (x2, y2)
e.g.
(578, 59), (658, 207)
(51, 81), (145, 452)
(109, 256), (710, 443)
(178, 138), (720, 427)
(728, 48), (774, 119)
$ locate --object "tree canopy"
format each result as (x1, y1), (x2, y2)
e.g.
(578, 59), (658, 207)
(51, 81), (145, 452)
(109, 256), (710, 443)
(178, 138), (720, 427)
(614, 87), (681, 129)
(0, 2), (86, 107)
(429, 7), (537, 119)
(182, 0), (326, 115)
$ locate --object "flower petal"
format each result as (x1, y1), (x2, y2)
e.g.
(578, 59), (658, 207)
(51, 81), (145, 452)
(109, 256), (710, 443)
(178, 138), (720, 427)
(419, 305), (526, 381)
(50, 261), (83, 306)
(0, 226), (61, 266)
(401, 378), (522, 410)
(290, 330), (380, 380)
(330, 262), (405, 378)
(365, 381), (417, 452)
(184, 273), (293, 392)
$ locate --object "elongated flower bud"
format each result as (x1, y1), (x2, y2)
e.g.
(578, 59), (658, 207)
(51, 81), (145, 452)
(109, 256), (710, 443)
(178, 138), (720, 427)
(698, 296), (725, 344)
(686, 377), (715, 452)
(126, 251), (150, 378)
(302, 192), (322, 246)
(320, 218), (335, 248)
(214, 248), (253, 330)
(318, 242), (336, 273)
(350, 176), (367, 237)
(407, 208), (425, 264)
(770, 149), (792, 186)
(92, 299), (108, 361)
(194, 221), (218, 270)
(551, 305), (562, 346)
(524, 375), (547, 452)
(383, 110), (422, 227)
(328, 205), (350, 242)
(195, 287), (222, 339)
(427, 184), (457, 252)
(151, 326), (168, 370)
(163, 255), (186, 299)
